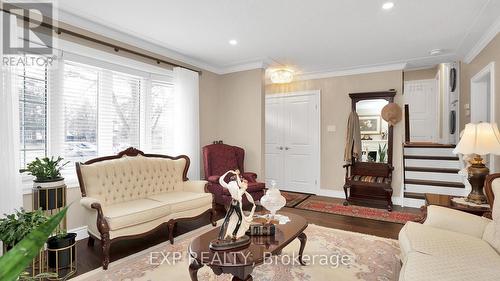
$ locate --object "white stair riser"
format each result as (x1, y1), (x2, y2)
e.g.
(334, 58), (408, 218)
(405, 159), (461, 169)
(405, 171), (462, 182)
(404, 147), (455, 156)
(401, 198), (425, 208)
(405, 184), (468, 197)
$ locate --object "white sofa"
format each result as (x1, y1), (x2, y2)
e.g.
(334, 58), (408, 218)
(399, 174), (500, 281)
(76, 148), (215, 269)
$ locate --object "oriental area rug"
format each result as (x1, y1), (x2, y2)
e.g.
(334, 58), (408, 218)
(296, 197), (421, 224)
(73, 223), (401, 281)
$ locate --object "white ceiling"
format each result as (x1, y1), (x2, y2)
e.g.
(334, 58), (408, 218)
(56, 0), (500, 75)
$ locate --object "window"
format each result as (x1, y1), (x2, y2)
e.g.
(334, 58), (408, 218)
(15, 55), (175, 179)
(17, 63), (48, 169)
(149, 81), (175, 153)
(62, 62), (98, 164)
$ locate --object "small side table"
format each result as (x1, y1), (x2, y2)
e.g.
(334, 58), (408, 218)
(418, 193), (491, 223)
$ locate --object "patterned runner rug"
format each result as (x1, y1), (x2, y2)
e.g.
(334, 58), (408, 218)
(72, 223), (401, 281)
(281, 191), (311, 207)
(296, 197), (421, 224)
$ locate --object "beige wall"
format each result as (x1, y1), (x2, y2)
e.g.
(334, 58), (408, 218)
(199, 70), (221, 177)
(217, 69), (266, 177)
(266, 71), (404, 196)
(460, 33), (500, 172)
(460, 33), (500, 127)
(404, 67), (437, 81)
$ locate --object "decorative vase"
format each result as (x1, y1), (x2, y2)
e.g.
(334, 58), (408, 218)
(260, 181), (286, 218)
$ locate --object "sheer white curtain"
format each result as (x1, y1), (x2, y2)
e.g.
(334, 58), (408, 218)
(173, 67), (200, 180)
(0, 68), (23, 217)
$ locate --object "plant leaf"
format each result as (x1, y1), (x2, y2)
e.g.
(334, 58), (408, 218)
(0, 207), (67, 281)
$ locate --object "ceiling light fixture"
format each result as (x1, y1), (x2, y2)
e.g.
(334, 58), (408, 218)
(270, 69), (294, 84)
(228, 39), (238, 46)
(382, 2), (394, 10)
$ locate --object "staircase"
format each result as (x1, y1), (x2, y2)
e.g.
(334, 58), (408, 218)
(403, 143), (469, 204)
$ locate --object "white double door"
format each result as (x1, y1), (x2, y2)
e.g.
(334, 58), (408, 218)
(265, 91), (320, 194)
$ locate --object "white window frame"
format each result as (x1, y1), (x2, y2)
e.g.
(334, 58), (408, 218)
(20, 45), (174, 194)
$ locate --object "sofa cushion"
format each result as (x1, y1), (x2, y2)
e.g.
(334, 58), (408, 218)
(349, 175), (390, 184)
(400, 251), (500, 281)
(148, 191), (212, 213)
(399, 222), (499, 260)
(103, 198), (171, 230)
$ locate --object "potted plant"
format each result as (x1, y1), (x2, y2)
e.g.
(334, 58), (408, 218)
(378, 143), (387, 163)
(0, 209), (48, 252)
(46, 226), (76, 269)
(0, 207), (68, 281)
(24, 157), (69, 210)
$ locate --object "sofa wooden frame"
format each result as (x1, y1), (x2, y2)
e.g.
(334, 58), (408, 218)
(76, 147), (217, 270)
(484, 173), (500, 219)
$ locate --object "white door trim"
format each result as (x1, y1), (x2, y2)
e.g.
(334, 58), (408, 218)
(471, 62), (496, 172)
(265, 90), (321, 194)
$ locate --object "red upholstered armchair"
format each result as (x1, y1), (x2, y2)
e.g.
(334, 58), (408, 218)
(202, 143), (266, 206)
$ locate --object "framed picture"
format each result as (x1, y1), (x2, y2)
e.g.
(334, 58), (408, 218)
(359, 115), (381, 134)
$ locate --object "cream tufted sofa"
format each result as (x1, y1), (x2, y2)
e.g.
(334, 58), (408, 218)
(76, 148), (215, 270)
(399, 174), (500, 281)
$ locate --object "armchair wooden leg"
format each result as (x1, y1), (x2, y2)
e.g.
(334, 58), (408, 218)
(101, 232), (111, 270)
(168, 220), (176, 244)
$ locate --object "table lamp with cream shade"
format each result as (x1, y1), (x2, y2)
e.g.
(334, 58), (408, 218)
(453, 122), (500, 204)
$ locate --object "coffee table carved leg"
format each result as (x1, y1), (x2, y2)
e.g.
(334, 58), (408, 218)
(189, 259), (203, 281)
(297, 232), (307, 266)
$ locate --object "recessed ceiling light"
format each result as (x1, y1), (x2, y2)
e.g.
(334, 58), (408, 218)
(228, 39), (238, 46)
(382, 2), (394, 10)
(429, 49), (444, 56)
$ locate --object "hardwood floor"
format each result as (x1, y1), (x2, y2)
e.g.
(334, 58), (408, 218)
(73, 197), (419, 277)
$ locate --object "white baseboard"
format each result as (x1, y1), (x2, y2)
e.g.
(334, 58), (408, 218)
(69, 226), (89, 241)
(317, 188), (424, 208)
(317, 189), (345, 198)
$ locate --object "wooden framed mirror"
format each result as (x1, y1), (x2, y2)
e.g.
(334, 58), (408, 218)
(343, 90), (396, 211)
(350, 90), (396, 165)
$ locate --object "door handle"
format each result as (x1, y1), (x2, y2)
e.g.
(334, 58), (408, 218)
(285, 147), (290, 150)
(277, 146), (283, 150)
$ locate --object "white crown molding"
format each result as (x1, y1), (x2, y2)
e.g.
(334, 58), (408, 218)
(293, 63), (407, 82)
(217, 59), (269, 75)
(56, 8), (223, 73)
(463, 15), (500, 64)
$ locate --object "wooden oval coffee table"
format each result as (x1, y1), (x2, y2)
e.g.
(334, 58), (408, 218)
(188, 212), (308, 281)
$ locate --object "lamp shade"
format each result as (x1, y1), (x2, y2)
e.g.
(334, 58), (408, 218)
(453, 123), (500, 155)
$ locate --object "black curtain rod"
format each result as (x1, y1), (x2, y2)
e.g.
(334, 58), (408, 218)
(0, 8), (202, 74)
